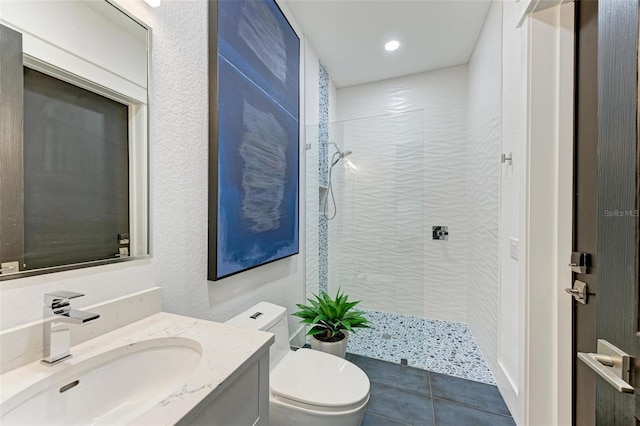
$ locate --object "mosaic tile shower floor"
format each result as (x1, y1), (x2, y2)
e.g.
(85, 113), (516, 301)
(346, 309), (495, 385)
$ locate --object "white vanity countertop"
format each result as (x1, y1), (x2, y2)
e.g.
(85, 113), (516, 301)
(0, 312), (274, 425)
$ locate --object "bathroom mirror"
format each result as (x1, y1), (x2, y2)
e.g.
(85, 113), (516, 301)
(0, 0), (149, 280)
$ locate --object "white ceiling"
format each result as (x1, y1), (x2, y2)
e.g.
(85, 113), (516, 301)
(284, 0), (492, 88)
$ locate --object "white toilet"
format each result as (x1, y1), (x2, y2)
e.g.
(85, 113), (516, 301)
(226, 302), (370, 426)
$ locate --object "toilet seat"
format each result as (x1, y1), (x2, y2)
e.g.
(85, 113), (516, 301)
(270, 349), (370, 412)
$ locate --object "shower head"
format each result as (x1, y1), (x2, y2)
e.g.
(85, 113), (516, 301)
(329, 142), (352, 159)
(325, 145), (354, 220)
(330, 148), (353, 168)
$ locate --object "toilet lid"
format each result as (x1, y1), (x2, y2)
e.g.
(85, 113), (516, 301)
(270, 349), (370, 410)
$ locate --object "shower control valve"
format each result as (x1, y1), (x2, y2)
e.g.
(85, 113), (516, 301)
(432, 226), (449, 241)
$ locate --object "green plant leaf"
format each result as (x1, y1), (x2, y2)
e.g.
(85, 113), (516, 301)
(307, 326), (328, 336)
(312, 314), (327, 324)
(293, 290), (370, 335)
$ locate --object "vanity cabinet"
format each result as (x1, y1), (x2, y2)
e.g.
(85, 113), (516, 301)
(180, 351), (270, 426)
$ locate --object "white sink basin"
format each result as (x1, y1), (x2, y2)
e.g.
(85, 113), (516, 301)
(1, 337), (202, 425)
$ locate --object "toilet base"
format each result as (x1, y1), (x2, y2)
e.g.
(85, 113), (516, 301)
(269, 393), (369, 426)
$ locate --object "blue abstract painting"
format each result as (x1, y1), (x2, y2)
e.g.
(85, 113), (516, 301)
(210, 0), (299, 280)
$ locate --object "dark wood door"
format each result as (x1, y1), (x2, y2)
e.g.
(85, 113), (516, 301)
(573, 0), (639, 424)
(573, 1), (598, 424)
(595, 0), (638, 422)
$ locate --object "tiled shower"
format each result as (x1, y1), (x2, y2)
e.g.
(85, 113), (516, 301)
(305, 63), (496, 385)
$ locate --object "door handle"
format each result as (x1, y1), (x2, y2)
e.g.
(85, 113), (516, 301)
(577, 339), (634, 393)
(565, 280), (589, 304)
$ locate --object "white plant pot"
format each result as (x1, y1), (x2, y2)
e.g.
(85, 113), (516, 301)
(310, 331), (349, 358)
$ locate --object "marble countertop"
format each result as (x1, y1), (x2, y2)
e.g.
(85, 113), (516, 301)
(0, 312), (274, 425)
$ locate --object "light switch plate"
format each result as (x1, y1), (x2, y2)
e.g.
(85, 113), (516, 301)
(510, 238), (519, 260)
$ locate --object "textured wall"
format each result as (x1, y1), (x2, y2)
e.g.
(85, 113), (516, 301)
(499, 0), (525, 391)
(327, 111), (425, 316)
(303, 46), (338, 303)
(466, 0), (501, 382)
(304, 41), (320, 301)
(0, 0), (309, 338)
(336, 66), (469, 323)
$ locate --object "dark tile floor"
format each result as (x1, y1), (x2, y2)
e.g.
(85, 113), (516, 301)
(344, 353), (516, 426)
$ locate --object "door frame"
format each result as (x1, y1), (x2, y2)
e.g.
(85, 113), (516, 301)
(516, 2), (574, 425)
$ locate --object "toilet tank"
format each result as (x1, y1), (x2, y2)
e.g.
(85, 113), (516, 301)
(225, 302), (291, 371)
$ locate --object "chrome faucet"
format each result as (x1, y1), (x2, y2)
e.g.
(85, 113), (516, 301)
(41, 291), (100, 366)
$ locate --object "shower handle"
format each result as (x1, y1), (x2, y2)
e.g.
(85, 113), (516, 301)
(432, 226), (449, 240)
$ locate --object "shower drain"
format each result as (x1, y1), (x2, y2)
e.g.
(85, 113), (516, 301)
(381, 333), (392, 340)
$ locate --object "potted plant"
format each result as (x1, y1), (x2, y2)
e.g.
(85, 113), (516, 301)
(293, 289), (370, 358)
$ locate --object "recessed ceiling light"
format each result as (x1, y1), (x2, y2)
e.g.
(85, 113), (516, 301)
(385, 40), (400, 52)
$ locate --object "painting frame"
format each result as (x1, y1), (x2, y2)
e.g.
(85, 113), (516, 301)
(208, 0), (300, 281)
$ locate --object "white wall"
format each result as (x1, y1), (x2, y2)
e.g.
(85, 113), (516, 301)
(328, 79), (337, 122)
(0, 0), (315, 341)
(336, 66), (469, 323)
(303, 40), (325, 302)
(305, 42), (320, 127)
(471, 3), (575, 424)
(465, 0), (501, 394)
(466, 0), (529, 420)
(327, 110), (425, 316)
(0, 0), (147, 103)
(500, 0), (528, 417)
(304, 40), (341, 304)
